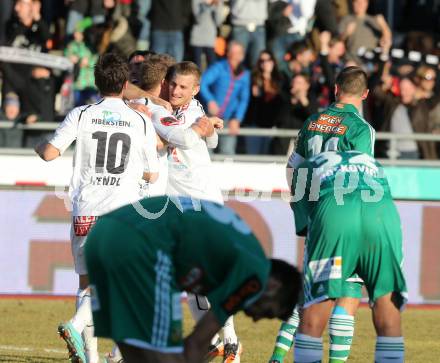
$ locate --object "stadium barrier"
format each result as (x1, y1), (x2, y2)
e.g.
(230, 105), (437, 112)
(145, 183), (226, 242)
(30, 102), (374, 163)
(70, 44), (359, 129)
(0, 188), (439, 304)
(1, 121), (440, 166)
(0, 126), (439, 302)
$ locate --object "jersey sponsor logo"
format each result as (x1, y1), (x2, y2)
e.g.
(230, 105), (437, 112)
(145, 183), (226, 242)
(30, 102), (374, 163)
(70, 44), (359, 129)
(160, 116), (182, 126)
(308, 114), (347, 135)
(308, 256), (342, 282)
(91, 111), (131, 127)
(73, 216), (98, 236)
(222, 275), (262, 314)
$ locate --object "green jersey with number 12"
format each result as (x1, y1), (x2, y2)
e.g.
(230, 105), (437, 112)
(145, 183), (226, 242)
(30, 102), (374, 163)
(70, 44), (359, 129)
(288, 103), (375, 169)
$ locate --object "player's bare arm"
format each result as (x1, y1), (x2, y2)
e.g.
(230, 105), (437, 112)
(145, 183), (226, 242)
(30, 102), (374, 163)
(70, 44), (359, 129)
(184, 311), (222, 363)
(124, 82), (172, 111)
(142, 171), (159, 183)
(128, 102), (152, 118)
(34, 141), (61, 161)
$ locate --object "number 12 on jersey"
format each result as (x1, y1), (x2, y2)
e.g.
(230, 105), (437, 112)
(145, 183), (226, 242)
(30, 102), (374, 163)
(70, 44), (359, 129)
(307, 135), (339, 156)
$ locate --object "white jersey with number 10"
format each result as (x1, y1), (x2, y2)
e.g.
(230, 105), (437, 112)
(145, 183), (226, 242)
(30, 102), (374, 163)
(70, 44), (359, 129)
(49, 97), (159, 216)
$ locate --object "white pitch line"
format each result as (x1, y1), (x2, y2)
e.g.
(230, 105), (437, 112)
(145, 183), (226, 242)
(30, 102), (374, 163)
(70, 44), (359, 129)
(0, 344), (65, 354)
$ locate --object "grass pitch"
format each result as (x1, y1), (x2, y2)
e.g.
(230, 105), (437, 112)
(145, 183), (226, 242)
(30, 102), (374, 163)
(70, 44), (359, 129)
(0, 298), (439, 362)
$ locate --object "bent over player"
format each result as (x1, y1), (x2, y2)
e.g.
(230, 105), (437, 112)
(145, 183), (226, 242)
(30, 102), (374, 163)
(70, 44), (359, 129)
(85, 196), (302, 363)
(35, 53), (160, 363)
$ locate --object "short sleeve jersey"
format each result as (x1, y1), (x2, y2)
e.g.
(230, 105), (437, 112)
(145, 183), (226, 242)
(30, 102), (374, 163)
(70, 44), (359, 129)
(291, 151), (391, 235)
(288, 103), (376, 169)
(106, 196), (270, 325)
(49, 98), (159, 216)
(133, 98), (176, 196)
(167, 99), (223, 204)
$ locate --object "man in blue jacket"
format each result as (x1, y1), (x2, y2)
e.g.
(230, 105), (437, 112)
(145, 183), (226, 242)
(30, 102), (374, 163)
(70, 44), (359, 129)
(200, 41), (251, 154)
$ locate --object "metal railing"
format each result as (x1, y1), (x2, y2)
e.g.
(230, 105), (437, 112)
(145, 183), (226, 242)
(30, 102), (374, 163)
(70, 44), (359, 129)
(1, 121), (440, 167)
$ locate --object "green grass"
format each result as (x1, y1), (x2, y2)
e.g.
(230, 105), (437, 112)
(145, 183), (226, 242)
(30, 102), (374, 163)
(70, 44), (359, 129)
(0, 299), (439, 362)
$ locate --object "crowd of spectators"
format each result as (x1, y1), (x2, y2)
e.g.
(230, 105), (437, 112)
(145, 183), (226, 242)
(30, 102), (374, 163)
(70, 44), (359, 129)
(1, 0), (440, 159)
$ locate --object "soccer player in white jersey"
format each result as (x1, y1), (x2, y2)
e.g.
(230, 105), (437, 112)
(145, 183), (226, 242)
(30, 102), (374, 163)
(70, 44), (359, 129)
(164, 61), (240, 363)
(35, 53), (160, 363)
(129, 55), (219, 197)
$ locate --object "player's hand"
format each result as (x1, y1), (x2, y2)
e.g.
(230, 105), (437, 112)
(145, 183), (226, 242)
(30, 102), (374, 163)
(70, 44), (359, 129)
(209, 116), (224, 129)
(208, 101), (220, 116)
(128, 102), (152, 118)
(195, 116), (215, 137)
(228, 119), (240, 135)
(319, 31), (331, 53)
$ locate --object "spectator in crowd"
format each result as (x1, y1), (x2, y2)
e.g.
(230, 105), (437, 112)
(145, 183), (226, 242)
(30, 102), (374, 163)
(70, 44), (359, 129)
(136, 0), (152, 50)
(314, 0), (340, 35)
(0, 0), (14, 44)
(272, 73), (318, 155)
(2, 0), (55, 122)
(244, 50), (283, 154)
(65, 0), (105, 39)
(200, 41), (250, 155)
(389, 78), (420, 159)
(150, 0), (192, 62)
(373, 71), (437, 160)
(190, 0), (224, 70)
(414, 65), (437, 101)
(229, 0), (267, 68)
(0, 92), (23, 148)
(269, 0), (317, 65)
(317, 30), (346, 104)
(64, 18), (98, 106)
(339, 0), (392, 62)
(280, 40), (315, 83)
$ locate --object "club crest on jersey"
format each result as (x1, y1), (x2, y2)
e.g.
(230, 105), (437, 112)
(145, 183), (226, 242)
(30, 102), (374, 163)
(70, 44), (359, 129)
(102, 110), (121, 123)
(308, 114), (347, 135)
(160, 116), (183, 126)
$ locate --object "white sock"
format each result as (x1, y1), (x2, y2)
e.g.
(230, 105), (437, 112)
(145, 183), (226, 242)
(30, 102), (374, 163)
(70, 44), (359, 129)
(71, 288), (92, 333)
(84, 324), (99, 363)
(294, 333), (323, 363)
(223, 316), (237, 345)
(375, 336), (404, 362)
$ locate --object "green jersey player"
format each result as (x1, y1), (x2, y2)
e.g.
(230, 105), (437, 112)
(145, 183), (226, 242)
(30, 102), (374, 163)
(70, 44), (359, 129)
(288, 66), (375, 171)
(270, 66), (376, 363)
(85, 196), (301, 363)
(291, 151), (407, 363)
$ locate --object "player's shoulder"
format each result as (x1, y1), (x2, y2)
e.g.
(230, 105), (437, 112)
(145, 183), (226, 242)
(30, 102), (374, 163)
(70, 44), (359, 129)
(189, 98), (205, 114)
(64, 100), (102, 122)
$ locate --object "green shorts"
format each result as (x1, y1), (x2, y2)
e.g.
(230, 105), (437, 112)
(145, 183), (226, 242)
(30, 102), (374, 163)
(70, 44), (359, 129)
(85, 217), (183, 353)
(303, 193), (407, 308)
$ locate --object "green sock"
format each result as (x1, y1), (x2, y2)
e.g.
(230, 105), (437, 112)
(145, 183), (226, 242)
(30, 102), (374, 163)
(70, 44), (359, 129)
(328, 306), (355, 362)
(269, 308), (299, 362)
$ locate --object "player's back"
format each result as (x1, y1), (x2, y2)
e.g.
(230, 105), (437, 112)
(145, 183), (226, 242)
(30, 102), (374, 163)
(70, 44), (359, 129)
(68, 98), (158, 215)
(291, 151), (392, 234)
(290, 103), (375, 169)
(104, 195), (269, 321)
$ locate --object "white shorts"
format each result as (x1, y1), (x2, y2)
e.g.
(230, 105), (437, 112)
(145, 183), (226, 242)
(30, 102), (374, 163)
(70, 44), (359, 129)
(71, 216), (98, 275)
